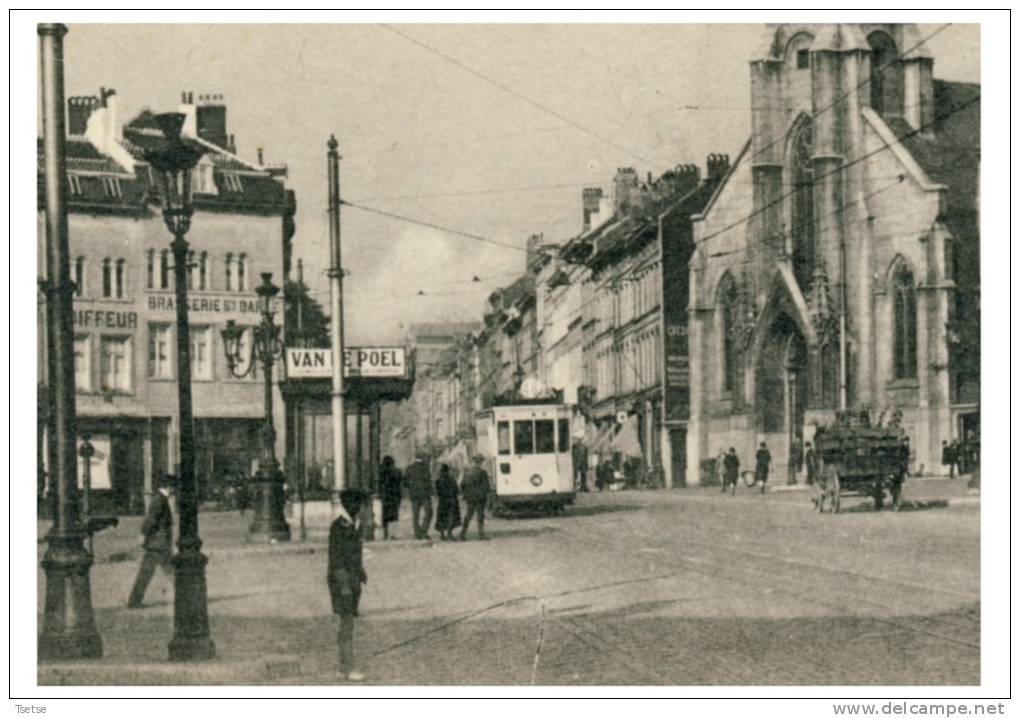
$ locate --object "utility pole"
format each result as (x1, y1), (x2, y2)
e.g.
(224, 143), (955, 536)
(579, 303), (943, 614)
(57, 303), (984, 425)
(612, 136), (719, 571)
(326, 135), (349, 517)
(38, 22), (103, 660)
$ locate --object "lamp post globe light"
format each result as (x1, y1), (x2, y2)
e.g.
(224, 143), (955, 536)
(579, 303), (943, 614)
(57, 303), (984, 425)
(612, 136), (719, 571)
(221, 273), (291, 542)
(144, 112), (216, 661)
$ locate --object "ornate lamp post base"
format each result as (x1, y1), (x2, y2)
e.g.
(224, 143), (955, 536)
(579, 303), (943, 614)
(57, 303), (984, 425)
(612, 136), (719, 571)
(248, 464), (291, 543)
(38, 533), (103, 660)
(168, 544), (216, 661)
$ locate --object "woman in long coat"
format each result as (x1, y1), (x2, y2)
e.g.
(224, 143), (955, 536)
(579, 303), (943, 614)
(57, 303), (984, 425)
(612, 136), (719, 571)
(378, 456), (403, 540)
(433, 463), (461, 541)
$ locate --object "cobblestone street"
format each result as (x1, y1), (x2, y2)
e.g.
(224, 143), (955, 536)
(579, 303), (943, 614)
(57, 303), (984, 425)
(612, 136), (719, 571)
(38, 479), (979, 686)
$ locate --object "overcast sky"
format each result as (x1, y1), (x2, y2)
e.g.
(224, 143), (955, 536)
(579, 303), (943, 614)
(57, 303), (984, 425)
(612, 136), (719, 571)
(61, 23), (979, 345)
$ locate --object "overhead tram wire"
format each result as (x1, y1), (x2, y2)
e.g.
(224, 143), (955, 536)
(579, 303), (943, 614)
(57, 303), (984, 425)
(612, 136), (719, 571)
(380, 23), (668, 173)
(694, 90), (979, 249)
(749, 23), (953, 166)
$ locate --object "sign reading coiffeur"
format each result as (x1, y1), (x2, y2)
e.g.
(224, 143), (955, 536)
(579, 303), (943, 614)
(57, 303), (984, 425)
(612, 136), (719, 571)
(286, 347), (407, 379)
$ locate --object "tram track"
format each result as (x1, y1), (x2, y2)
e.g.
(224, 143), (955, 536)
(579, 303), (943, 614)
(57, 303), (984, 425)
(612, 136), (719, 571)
(558, 520), (980, 652)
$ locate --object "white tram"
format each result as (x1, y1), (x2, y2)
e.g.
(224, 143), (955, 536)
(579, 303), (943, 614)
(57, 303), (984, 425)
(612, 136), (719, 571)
(475, 401), (575, 514)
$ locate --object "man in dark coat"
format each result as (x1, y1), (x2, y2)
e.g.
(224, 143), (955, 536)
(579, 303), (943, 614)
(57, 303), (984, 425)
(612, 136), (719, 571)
(127, 474), (175, 608)
(572, 440), (589, 493)
(378, 455), (403, 539)
(755, 442), (771, 494)
(328, 489), (368, 682)
(948, 439), (961, 479)
(460, 455), (491, 541)
(804, 441), (818, 486)
(433, 463), (461, 541)
(404, 454), (434, 540)
(722, 448), (740, 495)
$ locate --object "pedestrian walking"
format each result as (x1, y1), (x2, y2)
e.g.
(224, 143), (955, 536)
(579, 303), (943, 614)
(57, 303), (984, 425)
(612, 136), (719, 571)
(572, 440), (590, 493)
(804, 441), (818, 486)
(789, 437), (804, 485)
(460, 454), (490, 541)
(404, 453), (434, 540)
(723, 447), (740, 495)
(328, 489), (368, 682)
(755, 442), (771, 493)
(948, 439), (962, 479)
(378, 455), (402, 540)
(127, 474), (175, 609)
(434, 463), (461, 541)
(716, 448), (728, 491)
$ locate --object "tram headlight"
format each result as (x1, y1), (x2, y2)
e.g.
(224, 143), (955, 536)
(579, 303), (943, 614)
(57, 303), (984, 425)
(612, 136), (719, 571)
(530, 474), (543, 487)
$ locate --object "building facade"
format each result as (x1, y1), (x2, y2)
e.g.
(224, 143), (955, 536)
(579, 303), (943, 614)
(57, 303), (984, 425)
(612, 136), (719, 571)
(38, 89), (295, 513)
(686, 24), (980, 485)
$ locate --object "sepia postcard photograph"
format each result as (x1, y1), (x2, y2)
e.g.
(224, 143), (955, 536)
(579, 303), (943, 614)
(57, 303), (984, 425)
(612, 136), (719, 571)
(10, 7), (1010, 712)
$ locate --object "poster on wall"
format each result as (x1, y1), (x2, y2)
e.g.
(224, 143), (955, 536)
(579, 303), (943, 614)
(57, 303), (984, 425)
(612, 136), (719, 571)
(76, 435), (112, 490)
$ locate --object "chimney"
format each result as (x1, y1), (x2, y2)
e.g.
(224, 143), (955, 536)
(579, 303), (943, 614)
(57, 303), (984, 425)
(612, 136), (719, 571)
(706, 153), (730, 182)
(257, 146), (264, 166)
(228, 133), (236, 154)
(670, 163), (701, 196)
(296, 258), (304, 285)
(582, 187), (603, 231)
(526, 233), (544, 272)
(613, 167), (639, 213)
(67, 95), (100, 136)
(196, 93), (229, 149)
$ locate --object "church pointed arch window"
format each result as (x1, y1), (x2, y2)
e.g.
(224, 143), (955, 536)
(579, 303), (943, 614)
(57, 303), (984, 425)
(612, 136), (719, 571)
(718, 273), (740, 395)
(791, 118), (815, 292)
(893, 265), (917, 380)
(868, 31), (903, 118)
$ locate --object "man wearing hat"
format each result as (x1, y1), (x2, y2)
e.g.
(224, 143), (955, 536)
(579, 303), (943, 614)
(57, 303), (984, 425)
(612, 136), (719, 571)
(127, 474), (175, 608)
(328, 489), (368, 682)
(404, 452), (434, 540)
(460, 454), (491, 541)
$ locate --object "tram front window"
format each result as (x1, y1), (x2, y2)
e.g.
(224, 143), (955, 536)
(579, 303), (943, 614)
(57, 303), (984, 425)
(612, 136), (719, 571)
(514, 421), (535, 454)
(535, 420), (556, 453)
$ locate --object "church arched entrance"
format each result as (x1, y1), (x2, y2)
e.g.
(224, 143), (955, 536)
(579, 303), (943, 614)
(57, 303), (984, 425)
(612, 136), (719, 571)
(756, 313), (807, 478)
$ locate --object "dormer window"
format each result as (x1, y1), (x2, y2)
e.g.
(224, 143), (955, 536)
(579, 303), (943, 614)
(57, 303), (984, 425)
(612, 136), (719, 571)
(67, 173), (82, 196)
(192, 162), (216, 194)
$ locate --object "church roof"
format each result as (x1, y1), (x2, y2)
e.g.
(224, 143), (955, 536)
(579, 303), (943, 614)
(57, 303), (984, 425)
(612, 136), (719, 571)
(886, 80), (980, 219)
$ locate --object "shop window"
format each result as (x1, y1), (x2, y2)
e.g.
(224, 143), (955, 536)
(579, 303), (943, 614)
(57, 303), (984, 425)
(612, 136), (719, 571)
(190, 325), (214, 380)
(148, 324), (173, 379)
(74, 335), (91, 392)
(893, 267), (918, 380)
(100, 336), (132, 393)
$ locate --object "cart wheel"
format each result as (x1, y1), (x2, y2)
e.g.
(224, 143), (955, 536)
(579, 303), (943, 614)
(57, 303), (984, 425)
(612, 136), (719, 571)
(826, 466), (841, 514)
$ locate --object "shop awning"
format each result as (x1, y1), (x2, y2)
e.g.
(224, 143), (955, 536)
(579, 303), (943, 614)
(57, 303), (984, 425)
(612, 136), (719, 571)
(609, 415), (643, 459)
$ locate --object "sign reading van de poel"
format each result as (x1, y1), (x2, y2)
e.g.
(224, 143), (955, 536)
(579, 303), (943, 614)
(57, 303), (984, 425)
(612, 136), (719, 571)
(286, 347), (408, 379)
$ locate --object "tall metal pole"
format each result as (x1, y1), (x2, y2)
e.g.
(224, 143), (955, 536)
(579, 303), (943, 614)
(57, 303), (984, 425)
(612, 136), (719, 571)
(38, 22), (104, 661)
(167, 227), (216, 660)
(326, 135), (349, 516)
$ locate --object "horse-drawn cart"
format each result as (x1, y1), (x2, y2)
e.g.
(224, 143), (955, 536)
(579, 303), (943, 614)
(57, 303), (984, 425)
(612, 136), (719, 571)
(813, 412), (907, 513)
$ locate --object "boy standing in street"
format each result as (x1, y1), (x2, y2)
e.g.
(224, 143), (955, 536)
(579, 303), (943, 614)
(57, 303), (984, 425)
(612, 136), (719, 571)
(328, 489), (368, 682)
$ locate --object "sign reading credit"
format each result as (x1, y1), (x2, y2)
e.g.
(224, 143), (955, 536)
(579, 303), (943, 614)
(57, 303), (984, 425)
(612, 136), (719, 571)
(286, 347), (407, 379)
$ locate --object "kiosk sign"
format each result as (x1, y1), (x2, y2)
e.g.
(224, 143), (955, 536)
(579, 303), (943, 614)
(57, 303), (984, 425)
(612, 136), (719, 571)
(286, 347), (407, 379)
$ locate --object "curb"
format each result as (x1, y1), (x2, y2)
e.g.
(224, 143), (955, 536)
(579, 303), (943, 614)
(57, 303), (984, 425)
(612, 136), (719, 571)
(94, 536), (436, 564)
(38, 654), (302, 686)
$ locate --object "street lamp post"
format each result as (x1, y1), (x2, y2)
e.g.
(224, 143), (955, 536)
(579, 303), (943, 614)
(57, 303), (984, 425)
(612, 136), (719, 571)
(221, 273), (291, 542)
(144, 112), (216, 661)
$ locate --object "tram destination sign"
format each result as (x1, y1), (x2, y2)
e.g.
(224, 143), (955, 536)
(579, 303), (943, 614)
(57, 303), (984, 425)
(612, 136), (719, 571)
(286, 347), (407, 379)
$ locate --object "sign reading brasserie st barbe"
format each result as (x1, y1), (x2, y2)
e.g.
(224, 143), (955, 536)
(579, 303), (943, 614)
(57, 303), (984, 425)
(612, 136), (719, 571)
(286, 347), (407, 379)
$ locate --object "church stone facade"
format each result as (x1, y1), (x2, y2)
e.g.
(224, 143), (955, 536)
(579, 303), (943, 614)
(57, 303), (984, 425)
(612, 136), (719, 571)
(686, 24), (980, 484)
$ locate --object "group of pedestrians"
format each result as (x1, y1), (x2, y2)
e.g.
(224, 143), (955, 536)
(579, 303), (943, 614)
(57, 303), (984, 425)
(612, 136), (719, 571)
(379, 453), (491, 542)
